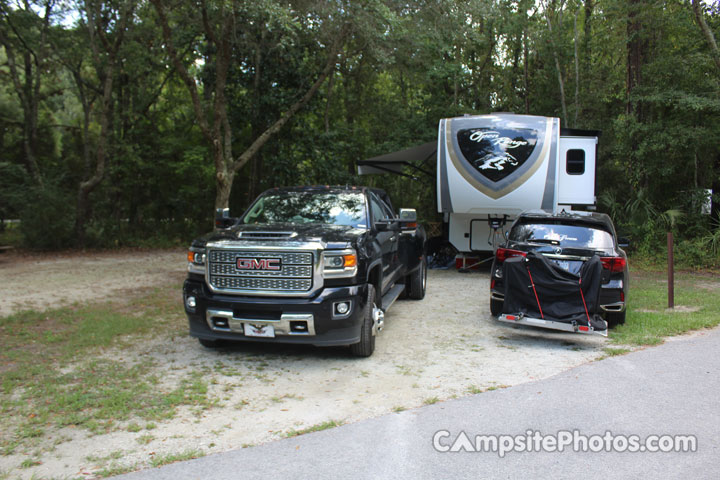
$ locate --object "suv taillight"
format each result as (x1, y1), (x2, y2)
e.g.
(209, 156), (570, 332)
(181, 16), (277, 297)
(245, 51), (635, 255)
(495, 247), (527, 262)
(601, 256), (626, 273)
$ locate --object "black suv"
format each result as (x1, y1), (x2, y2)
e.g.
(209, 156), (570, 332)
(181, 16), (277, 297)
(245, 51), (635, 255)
(183, 186), (427, 357)
(490, 210), (628, 328)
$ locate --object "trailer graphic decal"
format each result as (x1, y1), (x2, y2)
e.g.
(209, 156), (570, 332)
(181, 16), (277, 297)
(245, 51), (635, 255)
(457, 128), (536, 182)
(446, 116), (553, 200)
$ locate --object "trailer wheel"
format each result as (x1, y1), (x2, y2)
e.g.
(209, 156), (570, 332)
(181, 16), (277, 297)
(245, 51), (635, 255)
(351, 285), (376, 357)
(606, 311), (626, 329)
(407, 256), (427, 300)
(490, 298), (503, 317)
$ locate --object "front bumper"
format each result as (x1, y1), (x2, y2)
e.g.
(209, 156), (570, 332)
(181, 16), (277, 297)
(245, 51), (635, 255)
(183, 278), (368, 346)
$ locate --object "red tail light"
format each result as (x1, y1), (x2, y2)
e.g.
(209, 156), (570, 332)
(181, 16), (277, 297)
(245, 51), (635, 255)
(600, 256), (626, 273)
(495, 248), (527, 262)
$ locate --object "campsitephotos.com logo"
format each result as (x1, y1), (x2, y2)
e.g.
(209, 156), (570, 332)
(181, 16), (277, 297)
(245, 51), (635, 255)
(432, 430), (697, 457)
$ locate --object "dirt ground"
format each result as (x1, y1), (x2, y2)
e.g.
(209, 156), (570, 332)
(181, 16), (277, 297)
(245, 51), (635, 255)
(0, 250), (609, 479)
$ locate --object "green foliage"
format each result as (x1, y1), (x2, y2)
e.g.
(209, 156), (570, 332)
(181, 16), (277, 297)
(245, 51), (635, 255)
(19, 183), (76, 249)
(0, 0), (718, 260)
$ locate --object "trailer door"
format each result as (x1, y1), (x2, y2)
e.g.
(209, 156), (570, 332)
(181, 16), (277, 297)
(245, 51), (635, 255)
(557, 136), (597, 206)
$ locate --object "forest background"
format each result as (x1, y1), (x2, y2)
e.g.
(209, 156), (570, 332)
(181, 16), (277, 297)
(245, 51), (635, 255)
(1, 0), (719, 267)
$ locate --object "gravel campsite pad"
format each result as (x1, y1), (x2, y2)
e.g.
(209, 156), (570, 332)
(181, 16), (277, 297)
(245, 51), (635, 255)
(0, 250), (608, 479)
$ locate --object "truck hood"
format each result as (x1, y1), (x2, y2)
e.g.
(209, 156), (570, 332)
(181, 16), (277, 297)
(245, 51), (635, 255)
(191, 223), (368, 250)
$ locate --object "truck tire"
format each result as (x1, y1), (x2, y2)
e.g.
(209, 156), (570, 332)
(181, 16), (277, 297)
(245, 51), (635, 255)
(407, 256), (427, 300)
(351, 285), (376, 357)
(490, 298), (503, 317)
(606, 311), (626, 329)
(198, 338), (221, 348)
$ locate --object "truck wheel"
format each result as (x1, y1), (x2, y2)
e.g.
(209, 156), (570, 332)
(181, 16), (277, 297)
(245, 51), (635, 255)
(407, 256), (427, 300)
(351, 285), (376, 357)
(490, 298), (503, 317)
(606, 311), (626, 329)
(199, 338), (221, 348)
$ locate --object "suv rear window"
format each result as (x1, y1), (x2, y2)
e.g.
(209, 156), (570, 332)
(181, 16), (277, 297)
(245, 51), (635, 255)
(509, 221), (615, 249)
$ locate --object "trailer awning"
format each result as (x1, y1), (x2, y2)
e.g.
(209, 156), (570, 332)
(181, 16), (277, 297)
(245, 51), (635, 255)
(357, 141), (436, 179)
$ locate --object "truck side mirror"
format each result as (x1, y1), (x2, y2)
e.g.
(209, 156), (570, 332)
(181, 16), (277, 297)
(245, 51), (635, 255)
(215, 208), (234, 229)
(398, 208), (417, 222)
(618, 237), (630, 249)
(398, 208), (418, 231)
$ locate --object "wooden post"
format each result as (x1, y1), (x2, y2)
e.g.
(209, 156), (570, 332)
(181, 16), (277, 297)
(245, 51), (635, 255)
(667, 231), (674, 309)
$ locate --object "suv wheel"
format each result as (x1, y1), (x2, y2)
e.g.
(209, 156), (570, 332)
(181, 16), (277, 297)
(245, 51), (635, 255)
(606, 311), (626, 329)
(490, 298), (503, 317)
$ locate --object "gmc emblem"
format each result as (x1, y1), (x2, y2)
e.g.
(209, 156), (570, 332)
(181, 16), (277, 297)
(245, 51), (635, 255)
(236, 257), (282, 271)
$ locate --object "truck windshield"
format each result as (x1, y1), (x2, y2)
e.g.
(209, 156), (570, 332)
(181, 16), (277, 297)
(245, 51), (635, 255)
(241, 192), (367, 228)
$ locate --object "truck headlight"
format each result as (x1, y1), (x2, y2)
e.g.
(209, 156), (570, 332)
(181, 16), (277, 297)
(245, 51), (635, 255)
(322, 250), (358, 278)
(187, 247), (206, 274)
(323, 254), (357, 269)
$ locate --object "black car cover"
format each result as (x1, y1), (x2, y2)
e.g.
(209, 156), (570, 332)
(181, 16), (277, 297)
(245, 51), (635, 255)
(502, 251), (605, 328)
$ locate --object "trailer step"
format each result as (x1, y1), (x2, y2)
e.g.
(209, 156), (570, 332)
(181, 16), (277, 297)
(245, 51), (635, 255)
(497, 313), (607, 337)
(381, 284), (406, 312)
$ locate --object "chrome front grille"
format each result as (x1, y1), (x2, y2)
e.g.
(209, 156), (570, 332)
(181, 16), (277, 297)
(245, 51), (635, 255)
(207, 249), (314, 293)
(212, 277), (312, 291)
(209, 250), (312, 265)
(209, 263), (312, 277)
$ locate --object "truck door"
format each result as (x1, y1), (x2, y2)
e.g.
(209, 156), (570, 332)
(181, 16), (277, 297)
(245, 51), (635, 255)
(370, 193), (401, 295)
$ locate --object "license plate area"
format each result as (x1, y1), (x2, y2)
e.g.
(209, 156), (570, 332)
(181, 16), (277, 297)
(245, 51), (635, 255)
(550, 259), (584, 274)
(243, 323), (275, 338)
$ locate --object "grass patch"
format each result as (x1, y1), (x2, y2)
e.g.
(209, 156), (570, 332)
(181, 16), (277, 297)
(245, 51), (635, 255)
(149, 449), (204, 468)
(602, 347), (631, 358)
(19, 458), (41, 469)
(423, 396), (440, 405)
(95, 463), (137, 478)
(137, 434), (155, 445)
(466, 385), (484, 395)
(285, 420), (343, 438)
(0, 284), (210, 453)
(609, 269), (720, 346)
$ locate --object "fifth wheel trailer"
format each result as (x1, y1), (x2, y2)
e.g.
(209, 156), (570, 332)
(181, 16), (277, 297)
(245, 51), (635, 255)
(358, 113), (600, 254)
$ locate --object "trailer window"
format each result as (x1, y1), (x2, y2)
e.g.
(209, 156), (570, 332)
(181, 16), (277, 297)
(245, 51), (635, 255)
(566, 149), (585, 175)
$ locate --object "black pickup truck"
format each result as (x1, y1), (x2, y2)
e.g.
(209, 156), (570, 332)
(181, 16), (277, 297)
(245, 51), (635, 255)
(182, 186), (427, 357)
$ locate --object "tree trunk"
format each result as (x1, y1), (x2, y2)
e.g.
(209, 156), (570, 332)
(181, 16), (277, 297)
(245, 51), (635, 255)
(626, 0), (644, 117)
(152, 0), (349, 211)
(691, 0), (720, 74)
(544, 1), (568, 125)
(0, 11), (48, 186)
(573, 7), (580, 126)
(712, 154), (720, 228)
(74, 1), (134, 247)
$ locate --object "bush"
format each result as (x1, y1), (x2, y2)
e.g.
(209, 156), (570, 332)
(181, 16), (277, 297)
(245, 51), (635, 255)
(20, 184), (76, 250)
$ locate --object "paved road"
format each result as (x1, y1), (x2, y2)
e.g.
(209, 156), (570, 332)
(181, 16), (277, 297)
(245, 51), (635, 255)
(121, 328), (720, 480)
